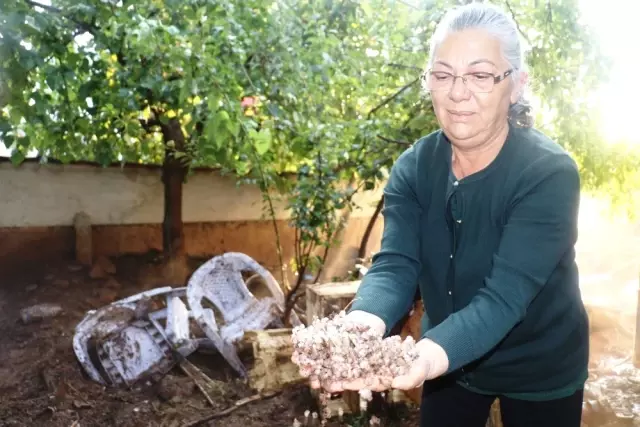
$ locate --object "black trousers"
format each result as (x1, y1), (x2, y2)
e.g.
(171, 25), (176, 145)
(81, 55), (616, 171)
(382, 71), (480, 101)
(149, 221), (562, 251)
(420, 377), (584, 427)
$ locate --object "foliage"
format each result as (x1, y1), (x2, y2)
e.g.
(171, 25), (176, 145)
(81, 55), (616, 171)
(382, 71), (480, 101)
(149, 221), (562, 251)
(505, 0), (640, 197)
(235, 0), (437, 303)
(1, 0), (639, 307)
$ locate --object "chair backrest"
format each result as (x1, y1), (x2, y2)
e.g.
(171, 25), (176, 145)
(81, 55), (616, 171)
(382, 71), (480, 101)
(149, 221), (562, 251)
(187, 252), (286, 322)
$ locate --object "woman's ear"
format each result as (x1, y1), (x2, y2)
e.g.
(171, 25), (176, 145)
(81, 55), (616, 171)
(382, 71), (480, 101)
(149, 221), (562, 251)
(511, 70), (529, 104)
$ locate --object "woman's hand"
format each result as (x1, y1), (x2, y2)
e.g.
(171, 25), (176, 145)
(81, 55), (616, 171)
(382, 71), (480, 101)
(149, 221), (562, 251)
(317, 337), (450, 393)
(308, 311), (450, 393)
(391, 338), (449, 390)
(309, 310), (386, 391)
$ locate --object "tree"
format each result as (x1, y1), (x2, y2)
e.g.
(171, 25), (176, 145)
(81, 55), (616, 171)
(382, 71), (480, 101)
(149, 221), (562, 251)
(1, 0), (290, 260)
(0, 0), (432, 276)
(1, 0), (638, 303)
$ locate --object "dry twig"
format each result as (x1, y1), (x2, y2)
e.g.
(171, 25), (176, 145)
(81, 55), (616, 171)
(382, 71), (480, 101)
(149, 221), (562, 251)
(181, 391), (281, 427)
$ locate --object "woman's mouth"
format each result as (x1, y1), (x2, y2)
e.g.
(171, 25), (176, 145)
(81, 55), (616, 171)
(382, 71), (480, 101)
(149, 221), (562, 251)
(448, 110), (475, 122)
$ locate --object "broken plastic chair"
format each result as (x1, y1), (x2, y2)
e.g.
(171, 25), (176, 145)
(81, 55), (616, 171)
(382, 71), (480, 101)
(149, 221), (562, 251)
(73, 286), (198, 386)
(73, 252), (300, 385)
(186, 252), (301, 377)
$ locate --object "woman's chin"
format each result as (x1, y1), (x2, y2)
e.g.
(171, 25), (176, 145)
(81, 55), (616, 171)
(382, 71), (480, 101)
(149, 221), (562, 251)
(443, 123), (479, 142)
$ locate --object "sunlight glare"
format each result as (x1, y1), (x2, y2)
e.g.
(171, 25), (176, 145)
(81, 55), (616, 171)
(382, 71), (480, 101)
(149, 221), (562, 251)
(579, 0), (640, 145)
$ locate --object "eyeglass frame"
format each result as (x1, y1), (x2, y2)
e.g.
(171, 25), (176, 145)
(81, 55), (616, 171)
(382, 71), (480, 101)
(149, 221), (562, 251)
(421, 68), (515, 93)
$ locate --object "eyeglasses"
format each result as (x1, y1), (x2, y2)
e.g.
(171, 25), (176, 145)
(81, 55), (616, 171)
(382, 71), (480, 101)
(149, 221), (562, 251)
(421, 69), (514, 93)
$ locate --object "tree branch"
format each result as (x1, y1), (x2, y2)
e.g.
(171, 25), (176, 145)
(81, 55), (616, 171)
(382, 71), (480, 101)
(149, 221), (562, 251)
(504, 1), (532, 45)
(376, 134), (412, 145)
(396, 0), (422, 10)
(367, 76), (420, 119)
(358, 195), (384, 259)
(25, 0), (60, 13)
(182, 391), (281, 427)
(26, 0), (100, 40)
(386, 63), (422, 71)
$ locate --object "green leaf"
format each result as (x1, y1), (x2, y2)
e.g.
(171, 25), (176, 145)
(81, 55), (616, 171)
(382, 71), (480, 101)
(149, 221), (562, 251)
(10, 150), (25, 165)
(251, 128), (272, 156)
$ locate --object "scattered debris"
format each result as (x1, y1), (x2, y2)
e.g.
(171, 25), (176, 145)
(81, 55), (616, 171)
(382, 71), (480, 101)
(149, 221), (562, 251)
(90, 256), (117, 279)
(73, 286), (195, 387)
(181, 390), (281, 427)
(73, 252), (301, 392)
(20, 303), (63, 324)
(583, 357), (640, 425)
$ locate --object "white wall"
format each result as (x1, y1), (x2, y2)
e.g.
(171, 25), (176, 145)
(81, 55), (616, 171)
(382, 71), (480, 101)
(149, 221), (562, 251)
(0, 162), (383, 227)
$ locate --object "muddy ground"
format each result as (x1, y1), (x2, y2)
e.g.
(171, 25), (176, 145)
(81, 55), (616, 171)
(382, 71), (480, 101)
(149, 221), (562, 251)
(0, 255), (637, 427)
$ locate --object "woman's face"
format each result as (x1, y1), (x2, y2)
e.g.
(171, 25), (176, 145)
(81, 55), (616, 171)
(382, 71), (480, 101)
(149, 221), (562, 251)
(428, 28), (523, 149)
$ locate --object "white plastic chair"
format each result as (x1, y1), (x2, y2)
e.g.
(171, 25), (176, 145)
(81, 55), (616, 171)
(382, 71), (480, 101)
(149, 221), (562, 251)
(186, 252), (300, 376)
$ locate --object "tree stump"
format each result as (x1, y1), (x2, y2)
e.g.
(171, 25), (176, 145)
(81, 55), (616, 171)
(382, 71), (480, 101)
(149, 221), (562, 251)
(242, 328), (305, 392)
(305, 280), (419, 416)
(305, 280), (361, 322)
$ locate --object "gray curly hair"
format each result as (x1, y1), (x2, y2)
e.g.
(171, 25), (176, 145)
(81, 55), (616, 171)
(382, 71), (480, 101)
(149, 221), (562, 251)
(426, 2), (533, 128)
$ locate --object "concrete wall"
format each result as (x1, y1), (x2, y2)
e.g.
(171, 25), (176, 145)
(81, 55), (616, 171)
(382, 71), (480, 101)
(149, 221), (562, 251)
(2, 161), (638, 313)
(0, 162), (294, 227)
(0, 161), (384, 279)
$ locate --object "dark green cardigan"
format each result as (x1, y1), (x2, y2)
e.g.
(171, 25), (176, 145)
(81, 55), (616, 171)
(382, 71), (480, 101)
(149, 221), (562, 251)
(350, 124), (589, 400)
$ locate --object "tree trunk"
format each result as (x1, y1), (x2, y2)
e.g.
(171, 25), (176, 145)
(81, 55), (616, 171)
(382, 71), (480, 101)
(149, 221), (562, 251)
(357, 195), (383, 259)
(160, 118), (187, 259)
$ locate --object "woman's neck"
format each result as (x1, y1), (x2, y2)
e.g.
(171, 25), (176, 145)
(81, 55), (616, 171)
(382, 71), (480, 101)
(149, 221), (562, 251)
(451, 122), (509, 180)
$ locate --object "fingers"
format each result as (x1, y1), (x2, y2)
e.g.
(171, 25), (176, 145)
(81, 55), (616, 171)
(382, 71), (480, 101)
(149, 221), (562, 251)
(341, 377), (391, 392)
(339, 378), (368, 391)
(323, 380), (345, 393)
(317, 377), (392, 393)
(309, 376), (321, 389)
(391, 374), (423, 390)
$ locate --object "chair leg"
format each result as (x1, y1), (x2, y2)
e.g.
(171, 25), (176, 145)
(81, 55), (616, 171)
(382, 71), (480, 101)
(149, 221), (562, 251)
(219, 340), (248, 378)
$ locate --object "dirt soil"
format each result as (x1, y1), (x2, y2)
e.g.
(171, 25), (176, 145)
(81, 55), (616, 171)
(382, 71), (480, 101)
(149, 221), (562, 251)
(0, 256), (418, 427)
(0, 254), (637, 427)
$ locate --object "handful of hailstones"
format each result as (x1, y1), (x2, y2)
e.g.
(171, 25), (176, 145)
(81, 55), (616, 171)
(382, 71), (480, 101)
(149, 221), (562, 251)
(291, 311), (420, 391)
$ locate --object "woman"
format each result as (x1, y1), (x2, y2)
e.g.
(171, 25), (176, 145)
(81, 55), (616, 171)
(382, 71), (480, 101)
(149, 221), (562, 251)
(315, 3), (589, 427)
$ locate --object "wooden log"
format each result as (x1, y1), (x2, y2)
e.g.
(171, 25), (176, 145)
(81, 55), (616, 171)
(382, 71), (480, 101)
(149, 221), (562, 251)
(242, 328), (305, 392)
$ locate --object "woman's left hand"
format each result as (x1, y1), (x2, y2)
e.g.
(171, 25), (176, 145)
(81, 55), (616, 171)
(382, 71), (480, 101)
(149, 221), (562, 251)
(320, 338), (450, 393)
(390, 338), (450, 390)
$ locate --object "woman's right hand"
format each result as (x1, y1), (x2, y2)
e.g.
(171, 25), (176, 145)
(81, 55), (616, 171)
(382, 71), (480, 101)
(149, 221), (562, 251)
(309, 310), (387, 392)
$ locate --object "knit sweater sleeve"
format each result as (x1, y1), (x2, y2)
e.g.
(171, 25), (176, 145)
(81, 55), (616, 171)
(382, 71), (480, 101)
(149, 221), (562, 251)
(423, 153), (581, 373)
(349, 146), (422, 335)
